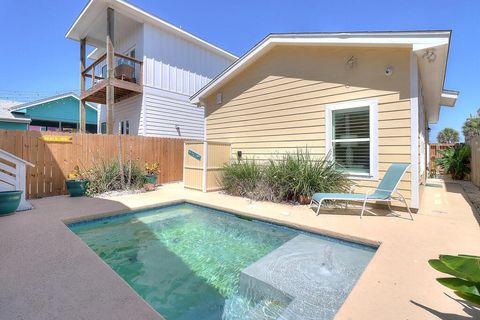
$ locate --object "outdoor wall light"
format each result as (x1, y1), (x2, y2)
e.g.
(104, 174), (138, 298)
(423, 50), (437, 63)
(346, 56), (357, 69)
(216, 92), (223, 105)
(237, 150), (242, 159)
(384, 66), (393, 76)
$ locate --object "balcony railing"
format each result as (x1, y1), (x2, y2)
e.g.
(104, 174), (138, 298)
(81, 52), (143, 103)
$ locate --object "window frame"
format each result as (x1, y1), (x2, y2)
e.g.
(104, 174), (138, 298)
(325, 98), (378, 180)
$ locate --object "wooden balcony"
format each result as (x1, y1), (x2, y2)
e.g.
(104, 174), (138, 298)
(80, 52), (143, 104)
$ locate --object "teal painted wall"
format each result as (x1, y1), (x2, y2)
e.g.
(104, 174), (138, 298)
(15, 96), (97, 124)
(0, 121), (28, 131)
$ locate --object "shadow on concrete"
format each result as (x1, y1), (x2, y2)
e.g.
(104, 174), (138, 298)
(444, 182), (480, 226)
(411, 293), (480, 320)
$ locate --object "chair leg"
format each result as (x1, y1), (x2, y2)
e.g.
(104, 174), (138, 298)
(316, 200), (323, 216)
(360, 198), (367, 219)
(387, 201), (393, 213)
(402, 197), (413, 221)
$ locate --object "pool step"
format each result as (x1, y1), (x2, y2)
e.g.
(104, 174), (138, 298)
(239, 234), (370, 320)
(223, 293), (288, 320)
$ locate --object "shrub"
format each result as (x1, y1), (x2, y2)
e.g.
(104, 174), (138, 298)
(429, 254), (480, 306)
(84, 159), (145, 195)
(436, 144), (471, 180)
(222, 159), (263, 198)
(221, 149), (352, 203)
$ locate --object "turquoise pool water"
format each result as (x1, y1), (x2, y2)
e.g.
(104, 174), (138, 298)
(69, 203), (375, 320)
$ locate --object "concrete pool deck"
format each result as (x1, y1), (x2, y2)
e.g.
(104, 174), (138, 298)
(0, 181), (479, 319)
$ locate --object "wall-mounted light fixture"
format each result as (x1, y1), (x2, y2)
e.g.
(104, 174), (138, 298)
(216, 93), (223, 105)
(237, 150), (242, 160)
(422, 50), (437, 63)
(346, 56), (357, 69)
(175, 124), (181, 136)
(384, 66), (393, 76)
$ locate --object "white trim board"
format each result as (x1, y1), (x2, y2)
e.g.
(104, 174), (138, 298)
(9, 92), (97, 112)
(325, 98), (379, 180)
(410, 52), (420, 210)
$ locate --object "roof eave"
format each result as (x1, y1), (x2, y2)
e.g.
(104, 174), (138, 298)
(190, 31), (452, 104)
(66, 0), (237, 61)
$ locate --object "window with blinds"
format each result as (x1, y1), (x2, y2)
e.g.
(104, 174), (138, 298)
(332, 106), (370, 174)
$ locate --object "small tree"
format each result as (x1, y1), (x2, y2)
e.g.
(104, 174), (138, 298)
(437, 128), (460, 144)
(463, 108), (480, 142)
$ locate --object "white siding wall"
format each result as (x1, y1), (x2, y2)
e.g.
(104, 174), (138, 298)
(143, 86), (203, 139)
(143, 24), (233, 96)
(113, 95), (144, 135)
(139, 23), (234, 139)
(98, 21), (234, 138)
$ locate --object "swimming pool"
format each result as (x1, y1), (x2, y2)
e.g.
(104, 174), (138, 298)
(69, 202), (376, 320)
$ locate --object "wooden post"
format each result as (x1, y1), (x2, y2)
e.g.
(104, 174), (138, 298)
(79, 38), (86, 133)
(106, 7), (115, 135)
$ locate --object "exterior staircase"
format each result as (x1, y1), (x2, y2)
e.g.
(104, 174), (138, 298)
(0, 149), (34, 211)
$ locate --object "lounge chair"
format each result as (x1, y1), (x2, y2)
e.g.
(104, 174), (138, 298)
(309, 163), (413, 220)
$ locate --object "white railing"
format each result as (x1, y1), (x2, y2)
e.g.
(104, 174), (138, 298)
(0, 149), (34, 211)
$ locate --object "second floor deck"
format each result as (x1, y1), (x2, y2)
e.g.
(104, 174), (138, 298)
(81, 52), (143, 104)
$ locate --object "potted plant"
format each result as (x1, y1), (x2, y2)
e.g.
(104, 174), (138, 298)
(0, 190), (23, 216)
(144, 162), (161, 185)
(65, 166), (89, 197)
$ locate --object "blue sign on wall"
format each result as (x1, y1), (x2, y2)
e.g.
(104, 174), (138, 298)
(188, 149), (202, 161)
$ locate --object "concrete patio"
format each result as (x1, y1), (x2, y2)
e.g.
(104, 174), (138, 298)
(0, 180), (479, 320)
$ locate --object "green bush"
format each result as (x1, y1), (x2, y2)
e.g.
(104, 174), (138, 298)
(222, 159), (263, 198)
(435, 144), (471, 180)
(221, 149), (352, 203)
(84, 159), (145, 195)
(429, 254), (480, 306)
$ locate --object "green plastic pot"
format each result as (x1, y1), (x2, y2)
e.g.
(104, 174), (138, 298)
(65, 180), (88, 197)
(0, 190), (22, 216)
(145, 174), (158, 185)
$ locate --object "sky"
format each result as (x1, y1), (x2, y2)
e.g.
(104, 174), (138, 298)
(0, 0), (478, 142)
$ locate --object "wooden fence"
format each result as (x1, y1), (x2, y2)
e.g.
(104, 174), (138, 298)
(184, 141), (231, 192)
(0, 130), (184, 199)
(429, 143), (455, 173)
(469, 137), (480, 187)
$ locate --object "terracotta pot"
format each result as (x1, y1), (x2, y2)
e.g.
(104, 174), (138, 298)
(298, 195), (312, 205)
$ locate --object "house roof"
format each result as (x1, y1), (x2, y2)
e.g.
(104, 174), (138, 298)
(9, 92), (97, 113)
(190, 31), (457, 123)
(66, 0), (237, 61)
(0, 100), (31, 123)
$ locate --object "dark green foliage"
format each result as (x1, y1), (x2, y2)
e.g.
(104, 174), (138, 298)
(429, 254), (480, 306)
(435, 144), (471, 180)
(437, 128), (460, 144)
(84, 159), (145, 195)
(222, 149), (352, 203)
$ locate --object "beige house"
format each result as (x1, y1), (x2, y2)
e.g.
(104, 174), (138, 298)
(191, 31), (458, 210)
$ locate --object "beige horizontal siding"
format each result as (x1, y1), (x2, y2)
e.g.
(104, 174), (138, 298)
(204, 45), (413, 203)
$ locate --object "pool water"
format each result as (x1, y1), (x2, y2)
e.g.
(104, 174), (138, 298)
(69, 203), (375, 320)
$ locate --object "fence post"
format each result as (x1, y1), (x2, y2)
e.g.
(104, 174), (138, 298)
(202, 141), (208, 193)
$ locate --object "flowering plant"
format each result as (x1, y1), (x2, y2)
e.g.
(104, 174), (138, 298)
(144, 162), (161, 175)
(67, 165), (86, 180)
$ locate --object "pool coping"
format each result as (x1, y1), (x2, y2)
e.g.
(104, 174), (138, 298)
(62, 198), (382, 249)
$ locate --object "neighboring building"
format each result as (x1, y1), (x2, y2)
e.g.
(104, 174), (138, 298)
(8, 93), (98, 133)
(191, 31), (459, 210)
(66, 0), (236, 139)
(0, 100), (31, 131)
